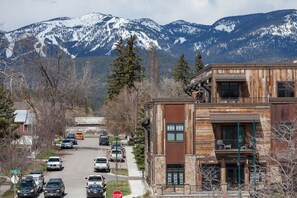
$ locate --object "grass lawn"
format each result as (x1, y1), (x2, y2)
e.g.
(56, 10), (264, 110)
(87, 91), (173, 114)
(106, 180), (131, 197)
(111, 168), (129, 176)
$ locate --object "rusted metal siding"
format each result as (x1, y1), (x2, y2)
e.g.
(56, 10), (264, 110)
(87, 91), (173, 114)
(165, 104), (185, 163)
(271, 103), (297, 123)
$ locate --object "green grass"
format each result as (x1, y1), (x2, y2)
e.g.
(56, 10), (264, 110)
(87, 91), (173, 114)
(106, 180), (131, 197)
(36, 148), (58, 160)
(111, 168), (129, 176)
(2, 188), (13, 198)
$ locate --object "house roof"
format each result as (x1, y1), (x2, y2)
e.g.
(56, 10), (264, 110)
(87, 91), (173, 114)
(75, 117), (106, 125)
(14, 110), (28, 123)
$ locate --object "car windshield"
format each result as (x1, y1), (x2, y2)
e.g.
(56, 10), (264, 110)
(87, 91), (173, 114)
(88, 176), (102, 181)
(46, 182), (60, 188)
(62, 139), (71, 143)
(20, 182), (33, 188)
(96, 158), (107, 163)
(48, 158), (59, 162)
(88, 185), (102, 190)
(112, 150), (122, 154)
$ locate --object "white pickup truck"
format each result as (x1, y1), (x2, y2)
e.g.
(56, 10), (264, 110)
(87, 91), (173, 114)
(94, 157), (110, 172)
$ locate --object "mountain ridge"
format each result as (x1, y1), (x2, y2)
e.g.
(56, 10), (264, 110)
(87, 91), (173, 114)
(1, 9), (297, 63)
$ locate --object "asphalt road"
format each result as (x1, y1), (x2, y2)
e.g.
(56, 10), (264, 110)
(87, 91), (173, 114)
(38, 137), (127, 198)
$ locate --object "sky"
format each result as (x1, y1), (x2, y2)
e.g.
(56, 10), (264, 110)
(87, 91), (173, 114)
(1, 0), (297, 31)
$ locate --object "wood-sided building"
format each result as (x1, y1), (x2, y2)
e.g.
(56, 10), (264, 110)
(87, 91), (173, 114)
(143, 63), (297, 196)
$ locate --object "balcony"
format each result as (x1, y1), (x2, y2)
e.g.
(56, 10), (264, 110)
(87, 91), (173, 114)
(209, 97), (269, 104)
(214, 139), (254, 160)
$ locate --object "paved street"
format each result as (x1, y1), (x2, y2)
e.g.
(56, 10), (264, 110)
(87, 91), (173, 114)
(38, 137), (128, 198)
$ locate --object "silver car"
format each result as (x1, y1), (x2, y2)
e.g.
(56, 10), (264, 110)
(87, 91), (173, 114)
(60, 139), (73, 149)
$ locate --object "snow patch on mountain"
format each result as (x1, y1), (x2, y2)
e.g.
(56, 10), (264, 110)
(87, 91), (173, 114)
(215, 23), (236, 33)
(174, 37), (186, 44)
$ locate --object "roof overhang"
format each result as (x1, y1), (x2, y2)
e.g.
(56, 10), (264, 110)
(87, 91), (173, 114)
(210, 114), (260, 123)
(215, 74), (246, 82)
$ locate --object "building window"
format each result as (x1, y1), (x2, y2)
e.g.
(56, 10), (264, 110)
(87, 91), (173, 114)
(221, 82), (239, 99)
(222, 125), (245, 148)
(277, 81), (295, 97)
(166, 123), (184, 141)
(166, 164), (184, 185)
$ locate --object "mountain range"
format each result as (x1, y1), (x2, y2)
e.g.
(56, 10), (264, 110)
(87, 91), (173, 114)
(1, 9), (297, 64)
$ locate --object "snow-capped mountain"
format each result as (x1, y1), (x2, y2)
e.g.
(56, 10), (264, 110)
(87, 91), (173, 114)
(1, 9), (297, 63)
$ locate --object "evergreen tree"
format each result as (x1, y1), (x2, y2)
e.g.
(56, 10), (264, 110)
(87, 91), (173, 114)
(194, 51), (204, 75)
(123, 35), (144, 88)
(107, 37), (125, 100)
(172, 54), (190, 86)
(107, 35), (144, 100)
(0, 83), (17, 139)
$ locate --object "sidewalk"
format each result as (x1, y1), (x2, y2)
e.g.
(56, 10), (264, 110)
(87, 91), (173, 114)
(0, 178), (11, 197)
(123, 146), (146, 198)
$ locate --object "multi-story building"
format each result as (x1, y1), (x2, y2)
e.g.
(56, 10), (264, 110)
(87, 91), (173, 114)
(143, 64), (297, 197)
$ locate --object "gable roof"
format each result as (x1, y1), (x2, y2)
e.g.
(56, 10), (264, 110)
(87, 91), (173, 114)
(14, 110), (28, 123)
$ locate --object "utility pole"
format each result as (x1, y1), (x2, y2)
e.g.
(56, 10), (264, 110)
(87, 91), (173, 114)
(253, 120), (257, 197)
(237, 121), (242, 198)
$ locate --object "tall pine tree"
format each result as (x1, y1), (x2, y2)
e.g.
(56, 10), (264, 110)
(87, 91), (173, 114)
(0, 83), (17, 139)
(107, 35), (144, 100)
(194, 51), (204, 75)
(172, 54), (190, 86)
(107, 37), (125, 100)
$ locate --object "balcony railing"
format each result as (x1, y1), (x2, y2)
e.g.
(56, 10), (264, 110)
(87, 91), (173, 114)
(215, 139), (253, 150)
(205, 97), (269, 104)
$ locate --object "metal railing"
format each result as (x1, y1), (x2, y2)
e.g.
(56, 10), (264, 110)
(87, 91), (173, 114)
(215, 139), (253, 150)
(203, 97), (269, 104)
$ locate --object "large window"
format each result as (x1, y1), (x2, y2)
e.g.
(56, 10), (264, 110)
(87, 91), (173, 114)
(221, 82), (239, 98)
(166, 123), (184, 141)
(222, 125), (245, 148)
(277, 81), (295, 97)
(166, 164), (184, 185)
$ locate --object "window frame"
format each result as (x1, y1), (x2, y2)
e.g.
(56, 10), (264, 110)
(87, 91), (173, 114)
(166, 123), (184, 142)
(220, 82), (240, 99)
(277, 81), (295, 97)
(166, 164), (184, 185)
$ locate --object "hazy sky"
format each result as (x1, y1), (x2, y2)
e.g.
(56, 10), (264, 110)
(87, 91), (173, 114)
(1, 0), (297, 31)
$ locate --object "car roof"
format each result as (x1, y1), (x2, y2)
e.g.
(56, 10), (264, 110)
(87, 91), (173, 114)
(48, 178), (63, 182)
(29, 170), (43, 174)
(48, 156), (60, 159)
(96, 157), (107, 159)
(87, 175), (103, 178)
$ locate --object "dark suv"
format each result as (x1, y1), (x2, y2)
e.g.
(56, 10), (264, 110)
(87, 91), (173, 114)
(17, 177), (38, 198)
(43, 178), (65, 198)
(99, 135), (109, 146)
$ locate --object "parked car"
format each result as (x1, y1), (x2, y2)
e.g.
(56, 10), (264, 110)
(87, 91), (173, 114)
(110, 144), (126, 158)
(29, 170), (44, 184)
(17, 177), (38, 198)
(25, 174), (44, 193)
(43, 178), (65, 198)
(99, 135), (109, 146)
(60, 139), (73, 149)
(86, 184), (105, 198)
(85, 175), (106, 188)
(66, 136), (78, 145)
(75, 132), (84, 140)
(109, 149), (125, 162)
(46, 156), (63, 171)
(94, 157), (110, 172)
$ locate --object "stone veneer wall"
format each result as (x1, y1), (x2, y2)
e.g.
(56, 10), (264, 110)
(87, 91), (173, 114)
(154, 155), (166, 185)
(185, 155), (196, 185)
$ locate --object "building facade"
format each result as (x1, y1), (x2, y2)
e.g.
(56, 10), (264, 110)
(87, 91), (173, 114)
(143, 64), (297, 196)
